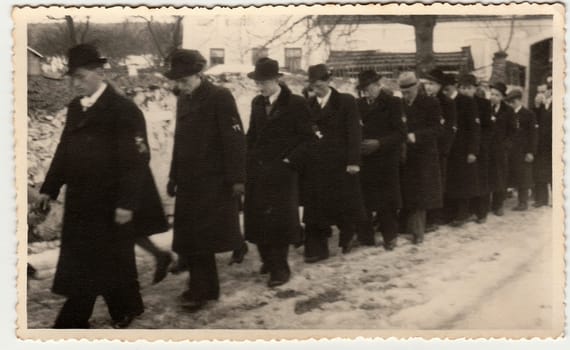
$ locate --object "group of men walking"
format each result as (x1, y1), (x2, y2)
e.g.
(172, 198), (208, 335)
(36, 44), (552, 329)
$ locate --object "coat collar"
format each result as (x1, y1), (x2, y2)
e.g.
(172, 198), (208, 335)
(70, 82), (117, 131)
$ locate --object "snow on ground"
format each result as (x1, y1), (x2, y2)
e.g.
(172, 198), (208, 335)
(26, 199), (555, 330)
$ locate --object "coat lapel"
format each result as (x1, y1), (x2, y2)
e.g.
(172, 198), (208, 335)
(70, 84), (115, 132)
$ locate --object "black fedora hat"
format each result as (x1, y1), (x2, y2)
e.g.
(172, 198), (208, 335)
(357, 69), (382, 90)
(424, 68), (447, 85)
(66, 44), (108, 75)
(457, 73), (478, 87)
(443, 73), (457, 87)
(164, 49), (207, 80)
(504, 88), (523, 102)
(490, 82), (507, 96)
(308, 64), (332, 83)
(247, 57), (283, 81)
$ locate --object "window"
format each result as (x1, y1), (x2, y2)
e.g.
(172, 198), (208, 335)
(284, 48), (302, 72)
(210, 48), (225, 66)
(251, 47), (268, 65)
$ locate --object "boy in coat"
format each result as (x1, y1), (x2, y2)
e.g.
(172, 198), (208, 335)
(302, 64), (366, 261)
(37, 44), (168, 328)
(165, 49), (247, 311)
(533, 76), (552, 207)
(504, 89), (539, 211)
(244, 57), (316, 287)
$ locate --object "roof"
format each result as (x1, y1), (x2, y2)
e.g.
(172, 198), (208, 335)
(316, 15), (553, 26)
(27, 46), (44, 58)
(326, 47), (474, 75)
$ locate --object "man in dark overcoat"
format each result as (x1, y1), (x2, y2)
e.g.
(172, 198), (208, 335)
(533, 76), (552, 207)
(423, 69), (457, 229)
(446, 74), (481, 227)
(398, 71), (443, 244)
(473, 89), (494, 223)
(165, 49), (246, 310)
(302, 64), (365, 261)
(356, 70), (406, 250)
(504, 89), (539, 211)
(37, 44), (168, 328)
(244, 57), (316, 287)
(488, 82), (517, 215)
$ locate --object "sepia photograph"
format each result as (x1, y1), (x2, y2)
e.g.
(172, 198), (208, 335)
(11, 2), (565, 341)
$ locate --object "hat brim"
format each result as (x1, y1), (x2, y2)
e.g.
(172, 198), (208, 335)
(399, 82), (418, 90)
(65, 58), (107, 76)
(247, 71), (283, 81)
(424, 74), (446, 85)
(357, 76), (381, 90)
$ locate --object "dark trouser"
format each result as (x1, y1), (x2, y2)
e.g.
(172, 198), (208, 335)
(53, 285), (143, 329)
(405, 209), (426, 240)
(186, 253), (219, 301)
(534, 183), (550, 205)
(450, 198), (471, 221)
(518, 187), (530, 205)
(304, 224), (331, 258)
(257, 243), (290, 275)
(491, 190), (506, 212)
(358, 209), (398, 245)
(474, 194), (490, 220)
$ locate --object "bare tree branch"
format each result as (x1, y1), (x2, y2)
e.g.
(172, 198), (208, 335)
(503, 16), (516, 52)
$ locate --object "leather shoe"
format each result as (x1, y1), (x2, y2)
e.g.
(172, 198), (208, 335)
(450, 219), (467, 227)
(267, 270), (290, 288)
(493, 208), (504, 216)
(180, 299), (208, 313)
(384, 239), (397, 251)
(341, 239), (355, 254)
(229, 242), (248, 265)
(152, 252), (173, 284)
(425, 224), (439, 233)
(112, 315), (137, 329)
(179, 289), (219, 303)
(304, 254), (329, 263)
(533, 201), (547, 208)
(513, 203), (528, 211)
(412, 235), (424, 245)
(476, 217), (487, 224)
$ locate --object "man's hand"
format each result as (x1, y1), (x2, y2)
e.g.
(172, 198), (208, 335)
(346, 165), (360, 175)
(115, 208), (133, 225)
(232, 183), (245, 197)
(167, 180), (177, 197)
(36, 193), (51, 214)
(361, 139), (380, 155)
(534, 93), (545, 108)
(467, 154), (477, 164)
(525, 153), (534, 163)
(407, 133), (416, 144)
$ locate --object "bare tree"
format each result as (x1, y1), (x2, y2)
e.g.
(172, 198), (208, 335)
(478, 16), (518, 84)
(46, 15), (91, 46)
(133, 15), (184, 65)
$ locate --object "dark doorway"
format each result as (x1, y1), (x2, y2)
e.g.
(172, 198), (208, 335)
(529, 38), (552, 107)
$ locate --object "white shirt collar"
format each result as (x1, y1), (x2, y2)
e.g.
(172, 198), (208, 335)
(450, 90), (458, 100)
(268, 85), (282, 105)
(80, 82), (108, 110)
(514, 105), (523, 114)
(544, 97), (552, 109)
(317, 88), (332, 108)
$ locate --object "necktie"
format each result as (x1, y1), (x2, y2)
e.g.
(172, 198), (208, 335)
(264, 96), (272, 115)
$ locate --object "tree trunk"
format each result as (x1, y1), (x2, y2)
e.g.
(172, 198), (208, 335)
(64, 15), (78, 45)
(490, 51), (508, 85)
(411, 15), (437, 76)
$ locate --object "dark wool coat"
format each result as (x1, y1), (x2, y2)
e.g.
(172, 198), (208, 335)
(446, 94), (481, 199)
(475, 96), (493, 195)
(169, 79), (246, 255)
(508, 106), (539, 189)
(40, 85), (168, 296)
(244, 83), (315, 245)
(533, 102), (552, 184)
(400, 93), (444, 210)
(436, 90), (458, 188)
(489, 101), (517, 192)
(358, 91), (406, 211)
(302, 88), (366, 226)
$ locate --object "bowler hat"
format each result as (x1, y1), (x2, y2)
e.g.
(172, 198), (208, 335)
(308, 64), (332, 83)
(398, 71), (418, 90)
(504, 88), (523, 102)
(457, 74), (478, 87)
(357, 69), (382, 90)
(424, 68), (447, 85)
(490, 82), (507, 96)
(247, 57), (283, 81)
(66, 44), (108, 75)
(164, 49), (207, 80)
(443, 73), (457, 87)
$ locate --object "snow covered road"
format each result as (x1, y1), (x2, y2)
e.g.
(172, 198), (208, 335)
(26, 200), (559, 334)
